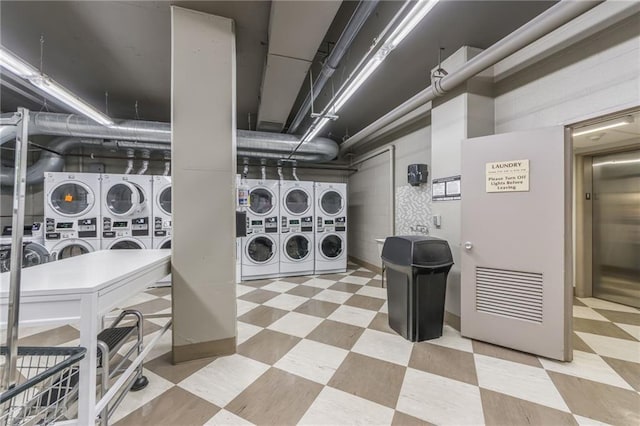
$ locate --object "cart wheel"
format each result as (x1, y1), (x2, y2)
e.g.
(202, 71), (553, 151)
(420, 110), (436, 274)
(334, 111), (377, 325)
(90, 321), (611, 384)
(131, 375), (149, 391)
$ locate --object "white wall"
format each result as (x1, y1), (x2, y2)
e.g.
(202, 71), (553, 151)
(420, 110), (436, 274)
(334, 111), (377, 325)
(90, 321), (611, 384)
(494, 14), (640, 132)
(347, 126), (431, 267)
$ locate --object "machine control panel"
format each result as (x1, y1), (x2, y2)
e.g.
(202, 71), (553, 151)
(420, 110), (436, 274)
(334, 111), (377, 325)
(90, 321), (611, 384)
(281, 216), (289, 233)
(265, 216), (278, 234)
(155, 217), (172, 230)
(246, 217), (278, 234)
(283, 216), (313, 233)
(77, 218), (97, 238)
(45, 218), (77, 240)
(335, 217), (346, 232)
(131, 217), (149, 236)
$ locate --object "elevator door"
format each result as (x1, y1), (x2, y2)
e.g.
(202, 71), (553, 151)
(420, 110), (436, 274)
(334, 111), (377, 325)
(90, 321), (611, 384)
(592, 149), (640, 308)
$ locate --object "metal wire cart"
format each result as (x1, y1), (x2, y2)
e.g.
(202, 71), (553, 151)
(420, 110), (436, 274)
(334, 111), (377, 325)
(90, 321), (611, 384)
(0, 346), (86, 425)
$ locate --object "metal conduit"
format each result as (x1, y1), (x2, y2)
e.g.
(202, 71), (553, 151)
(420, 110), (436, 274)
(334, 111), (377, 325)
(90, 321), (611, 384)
(287, 0), (380, 134)
(339, 0), (602, 154)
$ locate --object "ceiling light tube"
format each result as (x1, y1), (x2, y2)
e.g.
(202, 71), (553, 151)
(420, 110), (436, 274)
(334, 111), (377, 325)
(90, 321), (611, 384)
(384, 0), (440, 50)
(333, 56), (384, 112)
(29, 75), (113, 126)
(572, 116), (634, 137)
(0, 48), (39, 78)
(303, 117), (331, 143)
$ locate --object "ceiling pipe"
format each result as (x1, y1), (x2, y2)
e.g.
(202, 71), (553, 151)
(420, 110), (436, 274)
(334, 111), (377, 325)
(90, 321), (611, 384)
(0, 137), (102, 186)
(339, 0), (602, 154)
(288, 0), (380, 134)
(0, 112), (339, 163)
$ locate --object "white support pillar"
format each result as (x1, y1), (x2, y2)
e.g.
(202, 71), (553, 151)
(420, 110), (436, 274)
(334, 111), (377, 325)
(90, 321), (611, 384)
(171, 6), (237, 362)
(430, 46), (495, 326)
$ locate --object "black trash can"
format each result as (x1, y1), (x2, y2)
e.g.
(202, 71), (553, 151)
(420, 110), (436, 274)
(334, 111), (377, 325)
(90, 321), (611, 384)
(382, 236), (454, 342)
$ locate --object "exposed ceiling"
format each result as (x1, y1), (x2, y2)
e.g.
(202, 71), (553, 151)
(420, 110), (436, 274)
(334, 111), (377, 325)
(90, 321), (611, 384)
(1, 0), (556, 140)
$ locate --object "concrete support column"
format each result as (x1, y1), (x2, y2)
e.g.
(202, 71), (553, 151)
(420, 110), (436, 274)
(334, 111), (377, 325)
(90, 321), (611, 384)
(430, 46), (494, 324)
(171, 7), (237, 363)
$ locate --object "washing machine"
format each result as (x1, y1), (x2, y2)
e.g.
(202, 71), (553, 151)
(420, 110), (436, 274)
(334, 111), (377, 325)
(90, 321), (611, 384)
(101, 174), (152, 250)
(280, 180), (314, 277)
(0, 223), (50, 271)
(152, 175), (172, 249)
(314, 182), (347, 274)
(241, 179), (279, 280)
(44, 172), (101, 260)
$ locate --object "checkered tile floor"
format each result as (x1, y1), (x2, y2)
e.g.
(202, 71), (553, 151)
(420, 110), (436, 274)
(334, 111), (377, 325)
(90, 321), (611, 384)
(9, 261), (640, 425)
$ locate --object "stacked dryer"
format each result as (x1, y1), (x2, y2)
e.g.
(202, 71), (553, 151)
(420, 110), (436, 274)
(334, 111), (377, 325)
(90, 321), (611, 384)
(101, 174), (152, 250)
(314, 182), (347, 274)
(44, 172), (101, 260)
(280, 180), (315, 277)
(0, 223), (49, 271)
(241, 179), (279, 280)
(152, 176), (172, 249)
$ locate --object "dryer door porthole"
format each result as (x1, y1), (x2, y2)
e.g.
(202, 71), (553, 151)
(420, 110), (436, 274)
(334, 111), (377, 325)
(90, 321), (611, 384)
(319, 190), (344, 216)
(49, 181), (95, 217)
(106, 182), (146, 216)
(247, 236), (276, 264)
(249, 187), (276, 216)
(110, 239), (144, 250)
(160, 239), (171, 249)
(284, 189), (310, 216)
(54, 241), (94, 260)
(157, 186), (172, 215)
(320, 234), (343, 260)
(284, 234), (310, 261)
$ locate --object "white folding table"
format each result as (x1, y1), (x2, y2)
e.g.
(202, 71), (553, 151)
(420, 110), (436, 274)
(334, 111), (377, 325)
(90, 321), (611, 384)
(0, 249), (171, 425)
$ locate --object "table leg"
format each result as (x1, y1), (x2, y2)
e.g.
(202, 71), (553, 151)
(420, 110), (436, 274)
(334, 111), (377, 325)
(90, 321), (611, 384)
(78, 294), (99, 425)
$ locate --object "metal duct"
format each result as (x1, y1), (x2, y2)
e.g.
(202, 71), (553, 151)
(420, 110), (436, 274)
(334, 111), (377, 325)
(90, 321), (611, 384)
(339, 0), (601, 154)
(137, 149), (150, 175)
(163, 152), (171, 176)
(0, 137), (100, 186)
(0, 138), (169, 186)
(124, 149), (135, 174)
(0, 113), (339, 163)
(260, 159), (267, 180)
(292, 163), (299, 181)
(288, 0), (380, 134)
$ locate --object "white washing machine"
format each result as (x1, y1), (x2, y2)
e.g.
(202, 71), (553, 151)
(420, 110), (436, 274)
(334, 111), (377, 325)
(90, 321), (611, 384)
(44, 172), (101, 260)
(0, 223), (50, 271)
(152, 176), (172, 249)
(241, 179), (279, 280)
(101, 174), (152, 250)
(280, 180), (314, 277)
(314, 182), (347, 274)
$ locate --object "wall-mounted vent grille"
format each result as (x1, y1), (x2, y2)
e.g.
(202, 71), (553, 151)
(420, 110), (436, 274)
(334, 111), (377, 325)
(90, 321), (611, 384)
(476, 267), (543, 323)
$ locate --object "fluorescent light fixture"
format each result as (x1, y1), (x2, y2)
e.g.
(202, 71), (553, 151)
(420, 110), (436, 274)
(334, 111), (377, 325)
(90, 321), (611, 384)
(333, 56), (383, 112)
(572, 116), (634, 137)
(0, 48), (39, 78)
(30, 76), (114, 126)
(302, 117), (331, 142)
(303, 0), (439, 141)
(1, 46), (114, 126)
(385, 0), (440, 50)
(593, 158), (640, 167)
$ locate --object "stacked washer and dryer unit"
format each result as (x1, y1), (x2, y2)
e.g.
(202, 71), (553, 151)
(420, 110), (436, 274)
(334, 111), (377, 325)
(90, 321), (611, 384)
(239, 177), (347, 281)
(44, 172), (102, 260)
(241, 178), (280, 280)
(314, 182), (348, 274)
(280, 180), (315, 277)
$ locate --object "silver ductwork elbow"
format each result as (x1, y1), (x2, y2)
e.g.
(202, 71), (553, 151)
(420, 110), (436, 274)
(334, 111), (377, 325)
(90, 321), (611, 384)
(137, 149), (150, 175)
(124, 149), (135, 174)
(163, 151), (171, 176)
(260, 159), (267, 181)
(292, 162), (299, 181)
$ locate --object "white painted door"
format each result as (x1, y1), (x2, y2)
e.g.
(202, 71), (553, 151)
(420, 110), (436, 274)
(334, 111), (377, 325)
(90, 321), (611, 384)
(461, 126), (573, 361)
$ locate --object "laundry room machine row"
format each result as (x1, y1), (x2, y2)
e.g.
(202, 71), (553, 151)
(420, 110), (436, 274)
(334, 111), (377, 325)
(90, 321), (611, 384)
(239, 179), (347, 281)
(43, 172), (172, 261)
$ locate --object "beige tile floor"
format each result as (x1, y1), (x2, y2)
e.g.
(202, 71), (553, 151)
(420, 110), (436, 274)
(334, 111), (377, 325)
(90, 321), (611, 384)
(6, 262), (640, 425)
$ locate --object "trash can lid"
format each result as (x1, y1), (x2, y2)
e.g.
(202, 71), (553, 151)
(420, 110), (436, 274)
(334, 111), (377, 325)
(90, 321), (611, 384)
(381, 236), (453, 268)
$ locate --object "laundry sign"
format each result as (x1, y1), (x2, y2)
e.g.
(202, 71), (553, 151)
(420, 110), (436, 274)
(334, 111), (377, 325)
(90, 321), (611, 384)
(486, 159), (529, 193)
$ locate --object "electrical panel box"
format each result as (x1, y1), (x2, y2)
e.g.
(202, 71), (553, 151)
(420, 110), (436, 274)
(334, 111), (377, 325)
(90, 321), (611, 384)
(408, 164), (428, 186)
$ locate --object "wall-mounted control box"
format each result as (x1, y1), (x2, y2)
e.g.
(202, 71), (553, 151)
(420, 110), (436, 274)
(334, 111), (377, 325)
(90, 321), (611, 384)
(408, 164), (428, 186)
